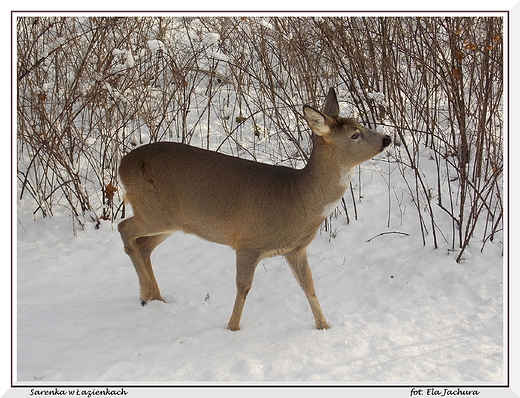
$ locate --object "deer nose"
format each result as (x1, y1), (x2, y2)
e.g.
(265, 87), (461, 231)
(382, 135), (392, 149)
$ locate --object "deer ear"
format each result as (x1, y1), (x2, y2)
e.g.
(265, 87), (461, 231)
(322, 87), (340, 118)
(303, 105), (331, 136)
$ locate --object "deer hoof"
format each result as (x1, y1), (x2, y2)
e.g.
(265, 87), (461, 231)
(317, 322), (330, 330)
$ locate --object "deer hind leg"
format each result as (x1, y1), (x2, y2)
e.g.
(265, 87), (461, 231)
(285, 248), (330, 330)
(118, 217), (171, 305)
(227, 250), (262, 331)
(135, 233), (171, 304)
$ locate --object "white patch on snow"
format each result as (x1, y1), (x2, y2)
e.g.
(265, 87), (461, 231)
(112, 48), (125, 56)
(124, 50), (135, 68)
(207, 51), (229, 62)
(147, 39), (165, 53)
(111, 49), (135, 72)
(202, 32), (220, 47)
(260, 20), (274, 30)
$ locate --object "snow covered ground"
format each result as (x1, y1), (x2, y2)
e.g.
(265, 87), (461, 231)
(14, 154), (506, 387)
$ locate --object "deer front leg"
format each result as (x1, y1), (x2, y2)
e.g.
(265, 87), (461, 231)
(227, 250), (261, 331)
(285, 248), (330, 330)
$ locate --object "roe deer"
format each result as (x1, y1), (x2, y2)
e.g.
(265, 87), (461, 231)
(118, 88), (391, 331)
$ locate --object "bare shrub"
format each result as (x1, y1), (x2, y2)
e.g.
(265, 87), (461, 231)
(16, 15), (503, 261)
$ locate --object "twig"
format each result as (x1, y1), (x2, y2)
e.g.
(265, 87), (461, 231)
(366, 231), (410, 242)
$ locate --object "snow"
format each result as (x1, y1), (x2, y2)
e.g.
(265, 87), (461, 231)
(260, 20), (274, 30)
(202, 32), (220, 47)
(111, 49), (135, 71)
(15, 157), (505, 387)
(147, 40), (165, 53)
(207, 51), (229, 62)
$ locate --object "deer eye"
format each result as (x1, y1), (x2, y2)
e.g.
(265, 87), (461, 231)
(351, 132), (360, 139)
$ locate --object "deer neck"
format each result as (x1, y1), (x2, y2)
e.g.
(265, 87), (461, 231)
(298, 138), (354, 220)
